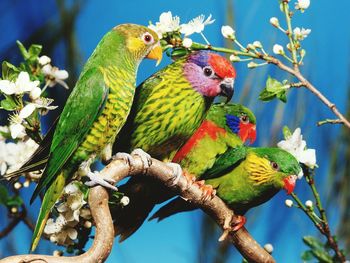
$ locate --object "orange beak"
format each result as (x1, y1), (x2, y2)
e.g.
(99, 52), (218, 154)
(283, 175), (297, 195)
(146, 44), (163, 66)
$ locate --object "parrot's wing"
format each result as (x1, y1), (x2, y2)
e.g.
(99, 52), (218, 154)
(30, 67), (109, 202)
(202, 146), (247, 180)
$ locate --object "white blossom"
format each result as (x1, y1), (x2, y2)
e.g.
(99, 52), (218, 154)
(293, 27), (311, 40)
(295, 0), (310, 10)
(19, 104), (36, 119)
(44, 215), (78, 245)
(9, 114), (26, 139)
(180, 14), (215, 36)
(182, 38), (193, 48)
(285, 199), (294, 207)
(264, 243), (274, 253)
(277, 128), (317, 173)
(273, 44), (284, 55)
(221, 25), (235, 39)
(38, 55), (51, 66)
(0, 72), (39, 95)
(42, 64), (69, 89)
(1, 138), (38, 174)
(270, 17), (279, 27)
(305, 200), (313, 208)
(148, 11), (180, 38)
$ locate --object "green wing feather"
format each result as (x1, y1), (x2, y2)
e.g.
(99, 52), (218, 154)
(30, 67), (109, 203)
(202, 145), (247, 180)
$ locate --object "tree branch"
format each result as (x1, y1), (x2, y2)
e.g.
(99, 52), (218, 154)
(0, 157), (275, 263)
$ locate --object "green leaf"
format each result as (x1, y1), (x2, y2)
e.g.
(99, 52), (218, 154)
(28, 44), (42, 59)
(311, 249), (333, 263)
(2, 61), (19, 80)
(301, 250), (315, 261)
(16, 40), (29, 60)
(1, 96), (18, 111)
(259, 76), (289, 103)
(303, 236), (324, 250)
(0, 185), (9, 205)
(282, 126), (292, 139)
(6, 195), (23, 207)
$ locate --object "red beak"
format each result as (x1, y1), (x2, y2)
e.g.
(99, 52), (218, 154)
(283, 175), (297, 195)
(238, 123), (257, 144)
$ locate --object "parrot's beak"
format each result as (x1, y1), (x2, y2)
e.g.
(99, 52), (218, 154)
(219, 78), (234, 103)
(238, 123), (256, 144)
(283, 175), (297, 195)
(146, 44), (163, 66)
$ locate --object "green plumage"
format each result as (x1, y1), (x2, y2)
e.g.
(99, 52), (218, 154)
(114, 55), (212, 160)
(27, 24), (161, 251)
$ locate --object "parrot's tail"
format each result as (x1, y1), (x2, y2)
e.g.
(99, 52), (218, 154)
(31, 171), (66, 251)
(149, 197), (196, 222)
(113, 176), (173, 242)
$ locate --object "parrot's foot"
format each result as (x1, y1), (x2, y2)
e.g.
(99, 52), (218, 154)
(219, 215), (246, 242)
(85, 171), (118, 191)
(166, 162), (183, 185)
(114, 152), (136, 167)
(194, 180), (216, 201)
(182, 171), (197, 186)
(131, 148), (152, 173)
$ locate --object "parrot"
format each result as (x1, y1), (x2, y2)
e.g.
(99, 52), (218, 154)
(151, 148), (301, 231)
(6, 24), (163, 251)
(111, 51), (236, 241)
(113, 102), (255, 241)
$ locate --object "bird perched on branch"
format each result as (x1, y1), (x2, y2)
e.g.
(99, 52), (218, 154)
(5, 24), (163, 251)
(151, 119), (300, 230)
(114, 102), (256, 241)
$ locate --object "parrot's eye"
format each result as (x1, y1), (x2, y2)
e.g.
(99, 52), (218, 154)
(271, 161), (279, 171)
(240, 114), (249, 124)
(203, 66), (214, 77)
(142, 33), (154, 45)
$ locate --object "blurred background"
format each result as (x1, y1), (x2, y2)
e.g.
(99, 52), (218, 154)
(0, 0), (349, 262)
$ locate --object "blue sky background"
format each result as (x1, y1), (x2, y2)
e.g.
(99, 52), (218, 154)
(0, 0), (349, 262)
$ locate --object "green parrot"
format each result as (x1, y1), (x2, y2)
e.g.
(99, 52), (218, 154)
(113, 102), (255, 240)
(112, 51), (236, 240)
(6, 24), (163, 251)
(151, 128), (301, 230)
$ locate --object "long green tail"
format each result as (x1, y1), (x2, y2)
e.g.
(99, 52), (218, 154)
(30, 171), (66, 251)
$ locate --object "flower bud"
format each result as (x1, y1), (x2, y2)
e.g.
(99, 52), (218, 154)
(253, 41), (262, 49)
(53, 250), (63, 257)
(84, 221), (92, 228)
(38, 55), (51, 66)
(221, 25), (235, 39)
(295, 0), (310, 10)
(247, 62), (258, 68)
(23, 179), (30, 188)
(14, 182), (22, 189)
(273, 44), (284, 55)
(120, 196), (130, 206)
(264, 243), (274, 254)
(11, 207), (18, 213)
(270, 17), (279, 27)
(305, 200), (313, 208)
(285, 199), (293, 207)
(182, 38), (193, 48)
(229, 55), (241, 62)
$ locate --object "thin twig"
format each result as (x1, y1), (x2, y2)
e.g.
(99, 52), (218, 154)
(317, 119), (343, 126)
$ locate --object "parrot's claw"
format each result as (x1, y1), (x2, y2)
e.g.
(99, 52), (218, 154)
(166, 162), (183, 185)
(85, 171), (118, 191)
(194, 181), (216, 202)
(182, 171), (197, 187)
(131, 148), (152, 172)
(113, 152), (136, 167)
(218, 215), (246, 242)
